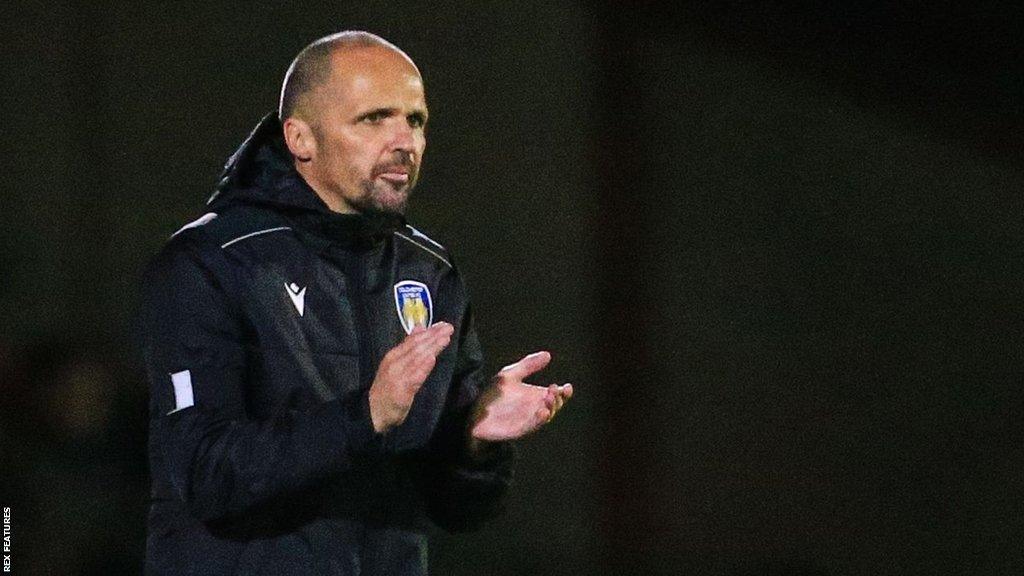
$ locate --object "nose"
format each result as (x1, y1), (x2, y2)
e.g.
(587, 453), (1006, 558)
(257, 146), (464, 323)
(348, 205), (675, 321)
(388, 119), (416, 155)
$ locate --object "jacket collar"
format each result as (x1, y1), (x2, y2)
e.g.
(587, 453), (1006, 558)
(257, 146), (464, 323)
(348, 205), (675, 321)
(208, 112), (405, 248)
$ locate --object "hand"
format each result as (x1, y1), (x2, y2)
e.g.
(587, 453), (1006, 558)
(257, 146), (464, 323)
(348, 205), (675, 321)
(469, 351), (573, 444)
(369, 322), (454, 433)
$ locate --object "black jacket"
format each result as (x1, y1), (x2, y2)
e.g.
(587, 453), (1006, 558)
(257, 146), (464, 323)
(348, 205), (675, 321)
(138, 113), (514, 576)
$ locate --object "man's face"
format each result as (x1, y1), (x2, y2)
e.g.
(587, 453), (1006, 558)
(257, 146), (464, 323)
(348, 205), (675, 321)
(303, 46), (428, 215)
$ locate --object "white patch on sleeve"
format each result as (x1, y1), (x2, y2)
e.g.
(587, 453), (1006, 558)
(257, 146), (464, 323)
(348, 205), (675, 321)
(168, 370), (195, 413)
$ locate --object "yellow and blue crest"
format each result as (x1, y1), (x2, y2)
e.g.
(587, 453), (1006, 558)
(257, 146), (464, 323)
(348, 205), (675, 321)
(393, 280), (433, 334)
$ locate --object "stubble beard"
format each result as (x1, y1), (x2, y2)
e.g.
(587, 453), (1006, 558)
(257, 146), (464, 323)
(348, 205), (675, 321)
(353, 176), (415, 216)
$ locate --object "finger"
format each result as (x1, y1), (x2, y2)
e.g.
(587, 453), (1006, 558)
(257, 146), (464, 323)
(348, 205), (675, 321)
(429, 329), (454, 356)
(406, 342), (443, 379)
(393, 322), (452, 360)
(544, 384), (558, 409)
(404, 322), (450, 343)
(409, 326), (454, 375)
(548, 395), (563, 421)
(407, 358), (437, 389)
(411, 326), (452, 359)
(559, 383), (574, 399)
(500, 351), (551, 381)
(428, 321), (454, 336)
(426, 322), (454, 349)
(544, 391), (556, 411)
(536, 406), (551, 427)
(389, 327), (432, 360)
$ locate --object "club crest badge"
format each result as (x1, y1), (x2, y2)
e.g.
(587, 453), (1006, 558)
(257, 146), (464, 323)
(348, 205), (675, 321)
(393, 280), (433, 334)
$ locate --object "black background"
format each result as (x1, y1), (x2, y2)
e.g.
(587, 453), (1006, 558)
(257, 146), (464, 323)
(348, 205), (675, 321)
(2, 2), (1022, 575)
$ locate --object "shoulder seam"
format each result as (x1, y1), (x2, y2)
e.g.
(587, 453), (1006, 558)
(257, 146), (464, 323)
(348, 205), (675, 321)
(404, 224), (446, 251)
(220, 226), (293, 249)
(171, 212), (218, 238)
(394, 232), (453, 268)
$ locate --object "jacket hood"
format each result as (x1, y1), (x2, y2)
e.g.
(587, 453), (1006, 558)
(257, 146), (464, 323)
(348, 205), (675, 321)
(207, 112), (404, 244)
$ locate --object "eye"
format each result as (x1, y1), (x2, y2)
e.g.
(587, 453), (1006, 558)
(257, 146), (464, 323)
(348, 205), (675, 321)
(408, 112), (427, 128)
(360, 110), (390, 124)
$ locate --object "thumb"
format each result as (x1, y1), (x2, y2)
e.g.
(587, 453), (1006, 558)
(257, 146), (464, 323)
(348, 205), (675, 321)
(500, 351), (551, 381)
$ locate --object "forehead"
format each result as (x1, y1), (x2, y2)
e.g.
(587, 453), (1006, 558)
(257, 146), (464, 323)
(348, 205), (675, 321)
(322, 46), (426, 109)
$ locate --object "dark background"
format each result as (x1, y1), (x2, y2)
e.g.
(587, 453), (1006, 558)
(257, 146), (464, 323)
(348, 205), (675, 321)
(2, 2), (1022, 575)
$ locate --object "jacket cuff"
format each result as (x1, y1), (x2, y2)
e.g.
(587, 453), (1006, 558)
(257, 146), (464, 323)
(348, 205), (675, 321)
(462, 438), (514, 468)
(324, 390), (385, 456)
(451, 424), (515, 479)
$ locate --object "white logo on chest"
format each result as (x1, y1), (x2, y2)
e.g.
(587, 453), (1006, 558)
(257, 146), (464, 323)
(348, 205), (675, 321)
(285, 282), (306, 316)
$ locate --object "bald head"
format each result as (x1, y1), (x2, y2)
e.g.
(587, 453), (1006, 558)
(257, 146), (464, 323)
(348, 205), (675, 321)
(278, 31), (418, 123)
(277, 31), (428, 215)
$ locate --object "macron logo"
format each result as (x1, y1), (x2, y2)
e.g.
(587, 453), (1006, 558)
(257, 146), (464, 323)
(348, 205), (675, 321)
(286, 282), (306, 316)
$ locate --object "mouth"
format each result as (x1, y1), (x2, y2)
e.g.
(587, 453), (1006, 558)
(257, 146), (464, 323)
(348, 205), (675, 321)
(374, 164), (413, 185)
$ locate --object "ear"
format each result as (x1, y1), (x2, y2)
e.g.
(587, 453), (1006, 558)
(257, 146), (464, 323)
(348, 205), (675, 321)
(282, 117), (317, 162)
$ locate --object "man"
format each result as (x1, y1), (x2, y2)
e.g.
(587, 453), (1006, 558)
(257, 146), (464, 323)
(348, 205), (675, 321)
(138, 31), (572, 576)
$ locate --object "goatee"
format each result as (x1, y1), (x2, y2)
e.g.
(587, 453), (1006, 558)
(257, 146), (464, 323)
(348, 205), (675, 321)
(353, 180), (412, 216)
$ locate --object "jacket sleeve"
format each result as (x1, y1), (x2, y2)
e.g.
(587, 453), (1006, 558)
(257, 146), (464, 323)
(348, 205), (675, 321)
(139, 239), (382, 523)
(415, 273), (516, 533)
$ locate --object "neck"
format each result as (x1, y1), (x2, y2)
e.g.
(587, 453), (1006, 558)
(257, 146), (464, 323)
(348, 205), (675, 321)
(293, 161), (357, 214)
